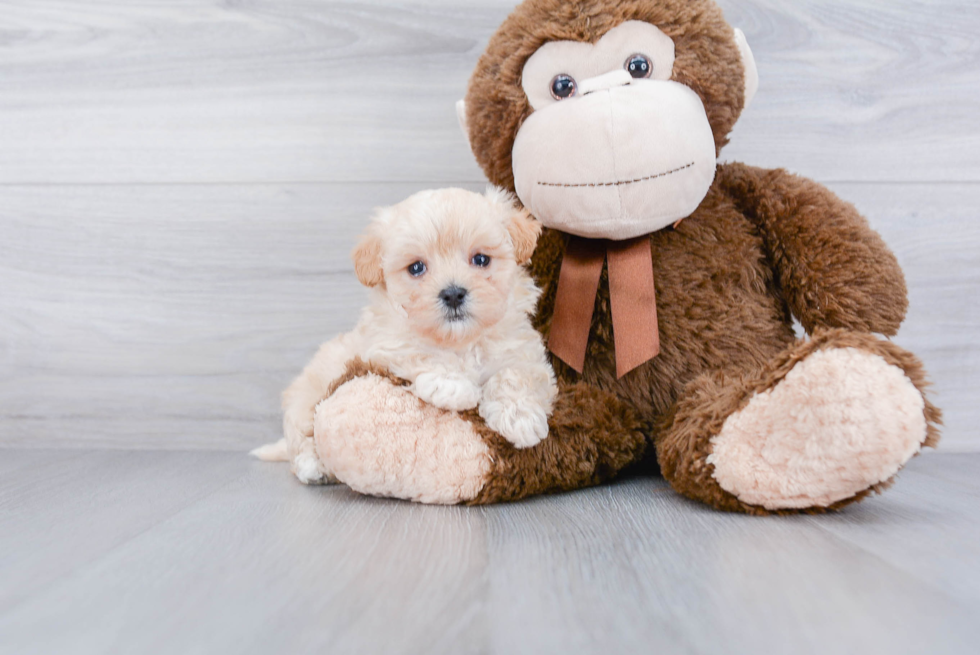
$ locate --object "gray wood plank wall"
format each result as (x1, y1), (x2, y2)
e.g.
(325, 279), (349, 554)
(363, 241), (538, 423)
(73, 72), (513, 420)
(2, 0), (978, 451)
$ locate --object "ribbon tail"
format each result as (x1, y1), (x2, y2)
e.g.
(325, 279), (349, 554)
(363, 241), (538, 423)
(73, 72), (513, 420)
(548, 236), (605, 373)
(607, 237), (660, 378)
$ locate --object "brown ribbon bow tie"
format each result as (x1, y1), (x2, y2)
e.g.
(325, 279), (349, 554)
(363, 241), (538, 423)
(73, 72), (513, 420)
(548, 235), (660, 378)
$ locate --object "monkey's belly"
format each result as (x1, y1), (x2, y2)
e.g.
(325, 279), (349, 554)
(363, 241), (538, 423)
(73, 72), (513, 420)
(555, 195), (798, 428)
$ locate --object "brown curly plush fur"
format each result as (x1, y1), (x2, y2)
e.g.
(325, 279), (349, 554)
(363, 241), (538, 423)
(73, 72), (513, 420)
(465, 381), (647, 504)
(458, 0), (941, 513)
(528, 162), (914, 427)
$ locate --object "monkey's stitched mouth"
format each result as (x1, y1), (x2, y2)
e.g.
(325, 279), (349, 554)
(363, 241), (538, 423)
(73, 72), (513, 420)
(537, 161), (696, 189)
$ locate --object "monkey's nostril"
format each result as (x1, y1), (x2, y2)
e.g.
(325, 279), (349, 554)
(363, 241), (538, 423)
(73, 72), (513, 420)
(439, 285), (468, 310)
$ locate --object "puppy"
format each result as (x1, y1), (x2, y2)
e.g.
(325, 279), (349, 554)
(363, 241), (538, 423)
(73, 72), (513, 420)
(253, 187), (558, 484)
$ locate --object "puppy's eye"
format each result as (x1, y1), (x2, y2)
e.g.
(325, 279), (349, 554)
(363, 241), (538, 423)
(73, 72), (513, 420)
(471, 253), (491, 268)
(625, 54), (652, 79)
(407, 261), (426, 277)
(550, 74), (577, 100)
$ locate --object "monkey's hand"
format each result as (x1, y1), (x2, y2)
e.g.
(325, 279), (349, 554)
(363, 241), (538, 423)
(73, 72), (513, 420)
(719, 162), (908, 336)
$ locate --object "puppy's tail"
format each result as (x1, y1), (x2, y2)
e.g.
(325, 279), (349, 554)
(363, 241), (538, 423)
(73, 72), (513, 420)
(250, 438), (289, 462)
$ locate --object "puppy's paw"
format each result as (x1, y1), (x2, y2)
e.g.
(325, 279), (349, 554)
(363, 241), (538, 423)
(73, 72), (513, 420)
(479, 399), (549, 449)
(291, 452), (337, 485)
(413, 373), (481, 411)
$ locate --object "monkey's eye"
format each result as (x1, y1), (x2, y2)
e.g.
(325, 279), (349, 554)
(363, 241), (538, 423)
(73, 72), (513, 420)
(407, 261), (426, 277)
(625, 54), (653, 79)
(471, 253), (491, 268)
(550, 74), (577, 100)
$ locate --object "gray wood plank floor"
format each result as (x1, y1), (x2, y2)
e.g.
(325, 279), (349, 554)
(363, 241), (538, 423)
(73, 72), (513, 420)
(1, 450), (978, 655)
(2, 1), (979, 653)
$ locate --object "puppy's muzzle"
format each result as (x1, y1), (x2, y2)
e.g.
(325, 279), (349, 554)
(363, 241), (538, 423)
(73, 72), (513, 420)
(439, 285), (468, 320)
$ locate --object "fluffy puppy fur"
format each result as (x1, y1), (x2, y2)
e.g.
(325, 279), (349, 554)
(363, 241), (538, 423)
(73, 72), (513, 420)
(253, 187), (558, 484)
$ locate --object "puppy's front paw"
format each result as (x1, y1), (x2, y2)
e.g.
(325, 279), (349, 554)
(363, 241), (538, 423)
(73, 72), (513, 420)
(479, 400), (549, 449)
(291, 452), (336, 485)
(413, 373), (481, 411)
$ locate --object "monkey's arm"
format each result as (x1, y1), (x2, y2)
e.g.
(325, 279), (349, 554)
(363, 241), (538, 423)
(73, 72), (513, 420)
(718, 162), (907, 336)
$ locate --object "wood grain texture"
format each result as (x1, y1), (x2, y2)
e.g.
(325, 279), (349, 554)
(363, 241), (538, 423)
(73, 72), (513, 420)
(0, 0), (978, 184)
(0, 450), (490, 655)
(0, 450), (247, 614)
(2, 2), (978, 653)
(0, 181), (479, 450)
(2, 181), (976, 450)
(1, 450), (978, 655)
(719, 0), (980, 182)
(803, 453), (980, 606)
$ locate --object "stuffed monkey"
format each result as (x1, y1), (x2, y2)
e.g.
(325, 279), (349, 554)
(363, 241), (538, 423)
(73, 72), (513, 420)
(312, 0), (940, 513)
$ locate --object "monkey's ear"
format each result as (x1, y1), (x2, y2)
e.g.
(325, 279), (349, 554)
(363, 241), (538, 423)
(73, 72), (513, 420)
(351, 223), (385, 288)
(733, 28), (759, 109)
(456, 99), (471, 148)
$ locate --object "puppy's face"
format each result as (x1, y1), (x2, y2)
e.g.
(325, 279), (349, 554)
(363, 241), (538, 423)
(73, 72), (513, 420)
(352, 187), (540, 345)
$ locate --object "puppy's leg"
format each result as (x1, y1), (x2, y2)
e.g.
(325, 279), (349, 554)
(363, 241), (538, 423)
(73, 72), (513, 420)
(479, 364), (557, 449)
(412, 372), (482, 411)
(282, 332), (360, 484)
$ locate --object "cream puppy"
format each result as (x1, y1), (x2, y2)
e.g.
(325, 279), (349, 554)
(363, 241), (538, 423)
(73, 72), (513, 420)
(253, 187), (558, 484)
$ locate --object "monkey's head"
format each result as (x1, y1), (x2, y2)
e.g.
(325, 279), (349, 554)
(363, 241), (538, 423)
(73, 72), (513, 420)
(458, 0), (758, 240)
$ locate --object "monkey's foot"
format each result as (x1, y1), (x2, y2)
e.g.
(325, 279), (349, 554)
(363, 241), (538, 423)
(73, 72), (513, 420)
(659, 330), (941, 513)
(711, 336), (935, 510)
(315, 372), (491, 504)
(313, 360), (646, 504)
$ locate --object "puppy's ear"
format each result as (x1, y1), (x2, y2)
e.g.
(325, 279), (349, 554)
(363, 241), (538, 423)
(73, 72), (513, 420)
(486, 186), (541, 264)
(507, 207), (541, 265)
(351, 222), (385, 288)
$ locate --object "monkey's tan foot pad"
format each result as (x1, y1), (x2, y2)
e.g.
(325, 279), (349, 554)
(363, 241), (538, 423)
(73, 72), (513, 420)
(707, 347), (928, 510)
(314, 373), (491, 505)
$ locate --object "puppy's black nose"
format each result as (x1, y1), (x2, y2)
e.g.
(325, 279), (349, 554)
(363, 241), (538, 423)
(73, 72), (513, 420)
(439, 285), (468, 310)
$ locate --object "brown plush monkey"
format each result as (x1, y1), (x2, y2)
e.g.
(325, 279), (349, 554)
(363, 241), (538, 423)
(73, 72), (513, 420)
(313, 0), (940, 513)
